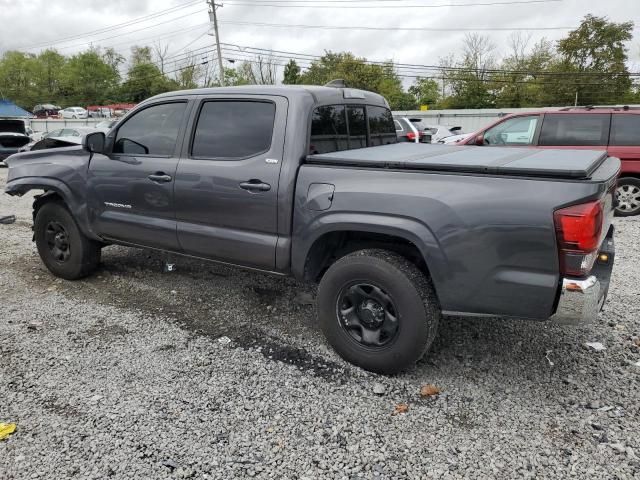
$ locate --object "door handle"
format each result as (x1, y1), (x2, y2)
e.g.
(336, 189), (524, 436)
(148, 173), (172, 183)
(239, 180), (271, 192)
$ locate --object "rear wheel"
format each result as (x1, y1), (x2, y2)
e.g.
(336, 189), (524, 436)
(615, 177), (640, 216)
(34, 202), (101, 280)
(317, 249), (440, 374)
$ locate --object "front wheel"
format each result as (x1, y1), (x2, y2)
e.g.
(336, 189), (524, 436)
(317, 249), (440, 374)
(34, 202), (101, 280)
(615, 177), (640, 216)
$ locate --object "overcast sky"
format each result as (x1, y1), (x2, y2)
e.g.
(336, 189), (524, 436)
(1, 0), (639, 84)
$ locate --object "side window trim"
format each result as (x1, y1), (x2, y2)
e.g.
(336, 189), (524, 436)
(111, 99), (190, 158)
(187, 98), (277, 161)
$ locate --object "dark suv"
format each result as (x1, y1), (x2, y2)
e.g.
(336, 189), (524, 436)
(460, 107), (640, 216)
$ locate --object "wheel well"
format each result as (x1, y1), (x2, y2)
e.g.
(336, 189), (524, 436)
(618, 174), (640, 181)
(304, 231), (429, 282)
(32, 191), (65, 222)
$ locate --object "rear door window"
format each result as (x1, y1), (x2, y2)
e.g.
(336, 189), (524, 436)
(347, 106), (367, 149)
(394, 120), (403, 132)
(539, 114), (610, 146)
(368, 106), (397, 146)
(310, 105), (348, 154)
(191, 100), (275, 159)
(610, 114), (640, 146)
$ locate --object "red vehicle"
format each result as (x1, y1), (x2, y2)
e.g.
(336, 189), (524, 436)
(459, 106), (640, 216)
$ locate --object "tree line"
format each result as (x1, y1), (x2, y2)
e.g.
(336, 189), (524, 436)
(0, 15), (637, 112)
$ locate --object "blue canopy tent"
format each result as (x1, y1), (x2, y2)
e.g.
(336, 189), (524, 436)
(0, 99), (32, 117)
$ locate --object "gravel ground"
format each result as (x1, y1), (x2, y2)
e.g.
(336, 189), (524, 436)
(0, 168), (639, 480)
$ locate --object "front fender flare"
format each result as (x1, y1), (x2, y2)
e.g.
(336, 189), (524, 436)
(5, 177), (100, 241)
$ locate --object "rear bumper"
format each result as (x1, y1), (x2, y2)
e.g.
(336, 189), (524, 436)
(551, 230), (615, 325)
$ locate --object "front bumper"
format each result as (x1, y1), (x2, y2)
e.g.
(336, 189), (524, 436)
(551, 232), (615, 325)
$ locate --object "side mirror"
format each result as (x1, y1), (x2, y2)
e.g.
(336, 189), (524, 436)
(474, 134), (485, 146)
(84, 131), (106, 153)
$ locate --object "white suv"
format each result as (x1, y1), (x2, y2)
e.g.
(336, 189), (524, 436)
(59, 107), (88, 119)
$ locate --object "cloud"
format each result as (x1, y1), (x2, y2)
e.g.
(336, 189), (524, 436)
(1, 0), (637, 85)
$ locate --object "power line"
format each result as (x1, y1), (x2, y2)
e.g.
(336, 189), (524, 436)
(219, 42), (640, 77)
(51, 12), (206, 52)
(219, 19), (574, 32)
(16, 0), (203, 50)
(223, 0), (563, 8)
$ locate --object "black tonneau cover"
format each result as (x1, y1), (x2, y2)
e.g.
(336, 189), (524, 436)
(306, 143), (608, 179)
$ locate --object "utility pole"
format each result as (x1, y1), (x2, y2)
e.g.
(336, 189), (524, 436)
(207, 0), (225, 86)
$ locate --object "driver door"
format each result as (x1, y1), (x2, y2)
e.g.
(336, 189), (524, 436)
(87, 100), (190, 251)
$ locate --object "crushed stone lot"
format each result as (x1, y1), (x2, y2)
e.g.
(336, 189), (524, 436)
(0, 168), (638, 480)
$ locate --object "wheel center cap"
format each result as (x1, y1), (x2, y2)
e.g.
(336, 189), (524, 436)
(359, 300), (384, 326)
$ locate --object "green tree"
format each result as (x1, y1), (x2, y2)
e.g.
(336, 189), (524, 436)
(493, 36), (556, 107)
(120, 62), (178, 102)
(553, 15), (634, 105)
(283, 59), (301, 84)
(0, 51), (39, 108)
(59, 50), (119, 106)
(444, 34), (497, 109)
(298, 52), (413, 109)
(408, 77), (440, 108)
(130, 46), (153, 67)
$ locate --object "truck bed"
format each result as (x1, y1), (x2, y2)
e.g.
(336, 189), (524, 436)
(306, 143), (608, 180)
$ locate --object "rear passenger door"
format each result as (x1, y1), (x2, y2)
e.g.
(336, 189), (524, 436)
(174, 96), (287, 270)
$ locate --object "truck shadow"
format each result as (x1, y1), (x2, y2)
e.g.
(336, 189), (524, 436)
(11, 243), (618, 387)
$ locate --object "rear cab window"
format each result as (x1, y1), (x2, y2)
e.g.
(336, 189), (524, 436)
(310, 103), (397, 154)
(539, 114), (610, 146)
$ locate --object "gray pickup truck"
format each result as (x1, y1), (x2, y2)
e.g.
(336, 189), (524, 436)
(4, 85), (618, 374)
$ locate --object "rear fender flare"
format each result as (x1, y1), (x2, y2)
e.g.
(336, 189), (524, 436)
(292, 212), (449, 298)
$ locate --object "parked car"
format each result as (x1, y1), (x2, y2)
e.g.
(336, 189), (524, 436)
(95, 120), (119, 131)
(0, 118), (33, 166)
(4, 85), (618, 374)
(459, 106), (640, 216)
(19, 127), (98, 152)
(439, 132), (473, 144)
(33, 104), (61, 118)
(59, 107), (88, 119)
(394, 117), (429, 143)
(424, 125), (465, 143)
(88, 107), (113, 119)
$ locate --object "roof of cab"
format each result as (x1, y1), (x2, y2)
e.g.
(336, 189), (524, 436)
(147, 84), (389, 108)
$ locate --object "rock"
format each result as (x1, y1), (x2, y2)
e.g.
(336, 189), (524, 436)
(27, 321), (42, 331)
(585, 342), (606, 352)
(372, 383), (386, 396)
(293, 292), (315, 306)
(608, 443), (627, 454)
(587, 400), (601, 410)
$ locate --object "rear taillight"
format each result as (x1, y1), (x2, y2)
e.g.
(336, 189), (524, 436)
(554, 200), (604, 277)
(406, 132), (416, 141)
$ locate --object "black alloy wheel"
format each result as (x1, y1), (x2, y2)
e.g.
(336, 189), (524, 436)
(337, 282), (399, 348)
